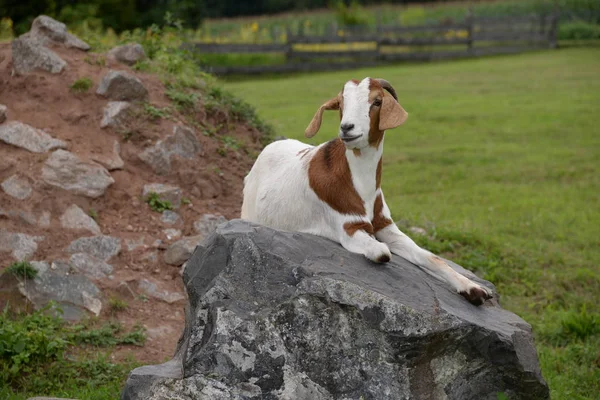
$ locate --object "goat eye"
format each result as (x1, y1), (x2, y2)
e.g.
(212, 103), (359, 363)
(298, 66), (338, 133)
(372, 100), (382, 107)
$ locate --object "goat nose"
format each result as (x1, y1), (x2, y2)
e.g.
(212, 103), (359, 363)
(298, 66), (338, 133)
(340, 123), (354, 134)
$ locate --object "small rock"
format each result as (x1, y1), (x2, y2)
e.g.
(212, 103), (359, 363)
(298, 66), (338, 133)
(193, 214), (227, 237)
(138, 125), (202, 175)
(96, 70), (148, 101)
(38, 211), (51, 228)
(1, 174), (32, 200)
(30, 15), (90, 50)
(137, 279), (186, 304)
(107, 43), (146, 66)
(60, 204), (101, 235)
(142, 183), (182, 209)
(163, 229), (182, 240)
(66, 235), (121, 261)
(125, 236), (145, 251)
(100, 102), (130, 129)
(0, 230), (44, 261)
(41, 150), (114, 198)
(161, 210), (180, 225)
(0, 121), (66, 153)
(92, 141), (124, 170)
(116, 281), (137, 299)
(163, 235), (202, 266)
(408, 226), (427, 236)
(11, 34), (66, 74)
(141, 250), (159, 265)
(0, 104), (7, 123)
(69, 253), (113, 280)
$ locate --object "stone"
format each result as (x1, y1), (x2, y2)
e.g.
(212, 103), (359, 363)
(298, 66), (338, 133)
(137, 279), (185, 304)
(161, 210), (180, 225)
(1, 174), (32, 200)
(107, 43), (146, 66)
(92, 140), (124, 170)
(142, 183), (182, 209)
(11, 34), (67, 74)
(121, 220), (549, 400)
(163, 229), (182, 241)
(193, 214), (227, 237)
(138, 125), (202, 175)
(96, 70), (148, 101)
(0, 104), (7, 123)
(163, 235), (202, 266)
(0, 230), (44, 261)
(38, 211), (51, 227)
(41, 150), (114, 198)
(125, 236), (146, 251)
(0, 121), (67, 153)
(66, 235), (121, 261)
(60, 204), (101, 235)
(30, 15), (90, 50)
(69, 253), (113, 280)
(100, 102), (130, 129)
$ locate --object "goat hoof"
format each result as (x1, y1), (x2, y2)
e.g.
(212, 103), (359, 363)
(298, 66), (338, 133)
(375, 254), (390, 263)
(459, 286), (493, 306)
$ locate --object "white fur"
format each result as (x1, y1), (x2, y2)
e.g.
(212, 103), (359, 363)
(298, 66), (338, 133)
(241, 78), (492, 303)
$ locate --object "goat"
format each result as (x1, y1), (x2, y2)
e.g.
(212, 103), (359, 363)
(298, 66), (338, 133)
(241, 77), (492, 306)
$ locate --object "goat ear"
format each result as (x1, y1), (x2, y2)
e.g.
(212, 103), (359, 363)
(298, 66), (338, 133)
(305, 96), (340, 138)
(379, 91), (408, 131)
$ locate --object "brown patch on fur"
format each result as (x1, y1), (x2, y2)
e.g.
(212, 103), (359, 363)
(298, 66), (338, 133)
(372, 194), (392, 232)
(352, 148), (361, 157)
(343, 221), (374, 236)
(459, 287), (492, 306)
(376, 158), (382, 188)
(308, 139), (365, 215)
(368, 79), (385, 148)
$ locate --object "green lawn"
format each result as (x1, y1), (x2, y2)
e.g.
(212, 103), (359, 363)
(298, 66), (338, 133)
(223, 47), (600, 399)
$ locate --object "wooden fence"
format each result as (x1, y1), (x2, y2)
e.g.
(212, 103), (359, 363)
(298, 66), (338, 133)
(187, 13), (558, 75)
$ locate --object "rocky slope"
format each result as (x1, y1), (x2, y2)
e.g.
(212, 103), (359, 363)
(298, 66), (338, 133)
(0, 16), (266, 363)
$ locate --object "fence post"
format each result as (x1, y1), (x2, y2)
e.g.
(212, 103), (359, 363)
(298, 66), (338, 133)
(466, 6), (474, 55)
(549, 2), (559, 48)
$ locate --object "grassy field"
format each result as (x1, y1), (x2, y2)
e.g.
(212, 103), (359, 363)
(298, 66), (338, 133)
(224, 47), (600, 399)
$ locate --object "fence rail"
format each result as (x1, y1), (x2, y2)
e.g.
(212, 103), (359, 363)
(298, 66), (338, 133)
(187, 13), (558, 75)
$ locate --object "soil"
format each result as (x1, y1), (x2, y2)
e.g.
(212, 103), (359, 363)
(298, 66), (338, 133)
(0, 41), (266, 364)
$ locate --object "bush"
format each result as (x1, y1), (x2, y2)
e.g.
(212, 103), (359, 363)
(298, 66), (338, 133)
(559, 21), (600, 40)
(145, 192), (173, 213)
(331, 0), (368, 27)
(4, 261), (38, 280)
(70, 77), (94, 93)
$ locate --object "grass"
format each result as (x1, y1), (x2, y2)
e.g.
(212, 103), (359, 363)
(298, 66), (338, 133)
(223, 47), (600, 399)
(4, 261), (38, 280)
(70, 77), (93, 93)
(144, 192), (173, 213)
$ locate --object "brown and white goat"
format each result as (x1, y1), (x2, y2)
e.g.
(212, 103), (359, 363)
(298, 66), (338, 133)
(241, 77), (492, 305)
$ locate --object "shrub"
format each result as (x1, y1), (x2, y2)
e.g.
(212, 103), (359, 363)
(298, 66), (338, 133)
(145, 192), (173, 213)
(70, 77), (94, 93)
(4, 261), (38, 280)
(559, 21), (600, 40)
(331, 0), (368, 27)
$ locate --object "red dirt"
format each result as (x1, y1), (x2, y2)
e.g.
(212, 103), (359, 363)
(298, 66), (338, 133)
(0, 41), (265, 364)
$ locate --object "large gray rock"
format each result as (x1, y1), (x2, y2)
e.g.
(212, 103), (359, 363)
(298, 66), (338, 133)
(69, 253), (113, 280)
(107, 43), (146, 66)
(42, 150), (114, 198)
(11, 34), (66, 74)
(138, 125), (202, 175)
(0, 230), (44, 261)
(0, 121), (66, 153)
(97, 70), (148, 101)
(100, 102), (130, 129)
(92, 140), (124, 171)
(66, 235), (121, 261)
(60, 204), (101, 235)
(122, 220), (549, 400)
(163, 235), (202, 266)
(30, 15), (90, 50)
(1, 174), (33, 200)
(142, 183), (182, 209)
(137, 279), (185, 304)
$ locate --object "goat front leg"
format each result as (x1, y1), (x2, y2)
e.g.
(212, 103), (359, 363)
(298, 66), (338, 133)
(339, 220), (392, 263)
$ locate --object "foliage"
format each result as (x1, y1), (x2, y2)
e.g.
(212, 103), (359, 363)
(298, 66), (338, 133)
(4, 261), (37, 280)
(331, 0), (368, 27)
(143, 103), (171, 120)
(145, 192), (173, 213)
(108, 296), (128, 312)
(559, 20), (600, 40)
(225, 47), (600, 398)
(70, 77), (93, 93)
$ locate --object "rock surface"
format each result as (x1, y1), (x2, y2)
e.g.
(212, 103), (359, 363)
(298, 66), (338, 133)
(161, 210), (180, 225)
(30, 15), (90, 50)
(1, 174), (33, 200)
(92, 140), (124, 170)
(138, 278), (186, 304)
(11, 35), (67, 74)
(193, 213), (227, 236)
(107, 43), (146, 66)
(69, 253), (113, 280)
(96, 70), (148, 101)
(0, 230), (44, 261)
(163, 235), (202, 266)
(60, 204), (101, 234)
(122, 220), (549, 400)
(0, 121), (67, 153)
(100, 101), (130, 129)
(138, 125), (202, 175)
(66, 235), (121, 261)
(41, 150), (115, 198)
(142, 183), (182, 209)
(0, 104), (7, 123)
